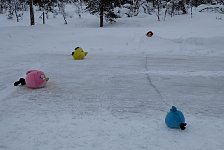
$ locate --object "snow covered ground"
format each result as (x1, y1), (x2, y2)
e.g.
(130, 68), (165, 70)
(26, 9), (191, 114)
(0, 8), (224, 150)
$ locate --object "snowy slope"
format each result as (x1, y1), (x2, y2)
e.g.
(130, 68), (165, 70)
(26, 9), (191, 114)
(0, 9), (224, 150)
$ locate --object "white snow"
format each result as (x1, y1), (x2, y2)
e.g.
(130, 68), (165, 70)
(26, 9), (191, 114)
(0, 7), (224, 150)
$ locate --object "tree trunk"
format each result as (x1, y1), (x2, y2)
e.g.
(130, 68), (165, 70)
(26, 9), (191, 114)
(0, 5), (3, 14)
(43, 12), (45, 24)
(152, 0), (155, 8)
(100, 0), (103, 27)
(157, 0), (160, 21)
(29, 0), (35, 25)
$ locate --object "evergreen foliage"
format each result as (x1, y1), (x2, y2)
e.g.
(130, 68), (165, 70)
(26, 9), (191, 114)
(84, 0), (119, 26)
(0, 0), (223, 26)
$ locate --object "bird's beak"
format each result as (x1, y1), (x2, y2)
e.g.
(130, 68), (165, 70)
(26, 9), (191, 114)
(45, 77), (49, 81)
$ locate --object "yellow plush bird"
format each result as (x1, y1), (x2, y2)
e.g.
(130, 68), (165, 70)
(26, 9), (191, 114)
(72, 47), (88, 60)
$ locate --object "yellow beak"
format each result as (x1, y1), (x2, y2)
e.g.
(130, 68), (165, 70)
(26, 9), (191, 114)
(45, 77), (49, 81)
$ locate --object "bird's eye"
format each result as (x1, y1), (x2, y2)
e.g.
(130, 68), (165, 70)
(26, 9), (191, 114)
(40, 75), (45, 79)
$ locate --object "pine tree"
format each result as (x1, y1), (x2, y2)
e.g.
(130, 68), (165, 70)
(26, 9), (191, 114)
(84, 0), (118, 27)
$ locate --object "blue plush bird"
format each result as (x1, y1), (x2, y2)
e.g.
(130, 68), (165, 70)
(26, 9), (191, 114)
(165, 106), (187, 130)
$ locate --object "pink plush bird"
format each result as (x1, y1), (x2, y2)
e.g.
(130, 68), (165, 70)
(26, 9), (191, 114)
(14, 70), (49, 89)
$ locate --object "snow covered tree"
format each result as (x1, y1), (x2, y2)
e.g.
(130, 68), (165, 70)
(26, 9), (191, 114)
(84, 0), (119, 27)
(73, 0), (84, 18)
(64, 0), (85, 18)
(34, 0), (57, 11)
(58, 0), (67, 24)
(4, 0), (25, 21)
(156, 0), (161, 21)
(13, 0), (26, 22)
(0, 0), (5, 14)
(165, 0), (187, 16)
